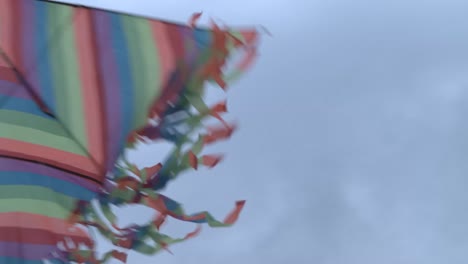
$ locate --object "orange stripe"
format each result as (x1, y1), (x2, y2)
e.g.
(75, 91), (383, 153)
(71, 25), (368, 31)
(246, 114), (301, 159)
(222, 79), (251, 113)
(0, 212), (89, 238)
(0, 138), (100, 182)
(151, 21), (175, 90)
(73, 9), (105, 176)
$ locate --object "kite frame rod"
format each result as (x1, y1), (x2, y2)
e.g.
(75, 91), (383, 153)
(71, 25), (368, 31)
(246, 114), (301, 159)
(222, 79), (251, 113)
(37, 0), (261, 31)
(0, 46), (104, 180)
(0, 154), (101, 185)
(0, 48), (55, 117)
(38, 0), (212, 29)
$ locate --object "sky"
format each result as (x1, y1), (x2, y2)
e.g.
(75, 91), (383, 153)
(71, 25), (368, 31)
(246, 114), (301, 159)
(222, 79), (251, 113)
(58, 0), (468, 263)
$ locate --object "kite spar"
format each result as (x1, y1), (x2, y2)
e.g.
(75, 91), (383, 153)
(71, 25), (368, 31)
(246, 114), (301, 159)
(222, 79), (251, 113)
(0, 0), (260, 263)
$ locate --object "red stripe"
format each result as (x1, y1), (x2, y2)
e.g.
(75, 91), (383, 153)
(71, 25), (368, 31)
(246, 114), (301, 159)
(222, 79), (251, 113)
(166, 24), (185, 60)
(150, 21), (176, 98)
(2, 0), (53, 115)
(0, 212), (91, 245)
(145, 24), (187, 119)
(0, 1), (13, 68)
(0, 138), (101, 184)
(74, 8), (106, 178)
(89, 10), (109, 175)
(0, 227), (91, 245)
(0, 66), (18, 83)
(0, 212), (89, 235)
(9, 0), (22, 72)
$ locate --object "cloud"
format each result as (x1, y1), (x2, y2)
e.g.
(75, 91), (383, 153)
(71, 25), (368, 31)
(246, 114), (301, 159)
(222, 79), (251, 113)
(59, 0), (468, 263)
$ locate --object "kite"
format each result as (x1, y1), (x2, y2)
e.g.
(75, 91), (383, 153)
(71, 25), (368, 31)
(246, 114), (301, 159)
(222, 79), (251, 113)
(0, 0), (260, 263)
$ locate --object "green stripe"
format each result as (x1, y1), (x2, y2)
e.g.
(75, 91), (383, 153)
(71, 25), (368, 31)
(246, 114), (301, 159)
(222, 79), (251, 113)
(0, 185), (76, 212)
(121, 18), (141, 129)
(0, 110), (68, 137)
(122, 18), (144, 129)
(122, 17), (161, 130)
(136, 20), (161, 129)
(48, 6), (87, 149)
(48, 5), (68, 132)
(0, 122), (87, 155)
(0, 198), (74, 219)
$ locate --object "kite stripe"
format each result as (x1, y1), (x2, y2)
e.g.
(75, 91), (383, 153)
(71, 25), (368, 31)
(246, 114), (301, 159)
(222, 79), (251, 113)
(74, 8), (105, 166)
(0, 157), (99, 191)
(0, 242), (56, 260)
(0, 256), (44, 264)
(0, 0), (255, 178)
(0, 227), (89, 245)
(0, 0), (259, 263)
(0, 157), (95, 260)
(0, 212), (90, 238)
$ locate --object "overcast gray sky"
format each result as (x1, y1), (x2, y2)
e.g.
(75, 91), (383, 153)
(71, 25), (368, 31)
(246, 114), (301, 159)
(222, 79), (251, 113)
(60, 0), (468, 263)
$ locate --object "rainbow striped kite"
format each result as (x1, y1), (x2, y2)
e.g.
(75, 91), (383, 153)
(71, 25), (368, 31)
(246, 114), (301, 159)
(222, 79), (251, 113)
(0, 0), (260, 263)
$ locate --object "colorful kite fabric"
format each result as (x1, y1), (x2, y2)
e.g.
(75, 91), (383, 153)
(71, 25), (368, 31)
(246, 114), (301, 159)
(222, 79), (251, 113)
(0, 0), (259, 263)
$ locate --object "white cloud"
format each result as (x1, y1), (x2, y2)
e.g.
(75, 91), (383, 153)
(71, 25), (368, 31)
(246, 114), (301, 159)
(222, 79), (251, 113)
(56, 0), (468, 263)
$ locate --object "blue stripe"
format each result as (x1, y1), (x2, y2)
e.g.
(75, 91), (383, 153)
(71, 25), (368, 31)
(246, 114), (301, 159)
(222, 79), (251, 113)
(109, 14), (134, 154)
(1, 96), (54, 119)
(193, 28), (212, 54)
(0, 257), (44, 264)
(35, 2), (56, 112)
(0, 172), (95, 200)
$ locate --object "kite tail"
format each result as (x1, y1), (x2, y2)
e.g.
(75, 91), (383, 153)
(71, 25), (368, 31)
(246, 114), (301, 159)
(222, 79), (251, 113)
(63, 16), (259, 263)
